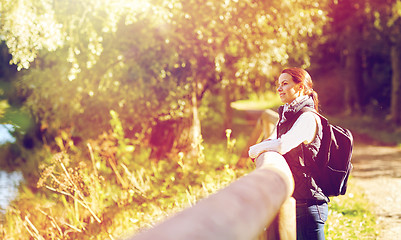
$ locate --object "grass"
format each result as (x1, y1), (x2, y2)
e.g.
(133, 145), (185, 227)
(325, 176), (379, 239)
(0, 121), (250, 239)
(231, 91), (282, 111)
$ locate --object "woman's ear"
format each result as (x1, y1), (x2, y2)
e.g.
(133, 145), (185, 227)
(297, 84), (304, 93)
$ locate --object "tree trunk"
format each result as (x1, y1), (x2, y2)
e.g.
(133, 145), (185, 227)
(149, 114), (201, 161)
(190, 79), (202, 157)
(149, 84), (202, 160)
(223, 84), (233, 132)
(390, 43), (401, 125)
(344, 37), (363, 114)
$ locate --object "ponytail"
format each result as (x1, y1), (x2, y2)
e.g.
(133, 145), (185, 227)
(310, 90), (319, 112)
(303, 87), (319, 111)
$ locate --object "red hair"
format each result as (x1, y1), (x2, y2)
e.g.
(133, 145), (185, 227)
(282, 67), (319, 111)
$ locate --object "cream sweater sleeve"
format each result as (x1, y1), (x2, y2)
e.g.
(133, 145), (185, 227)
(248, 112), (318, 158)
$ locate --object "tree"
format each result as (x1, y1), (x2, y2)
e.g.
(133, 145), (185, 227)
(372, 0), (401, 124)
(1, 0), (328, 161)
(326, 0), (369, 114)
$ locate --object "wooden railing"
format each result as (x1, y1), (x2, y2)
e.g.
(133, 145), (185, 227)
(237, 109), (279, 168)
(127, 151), (295, 240)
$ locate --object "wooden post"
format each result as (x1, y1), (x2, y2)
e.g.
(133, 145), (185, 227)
(259, 197), (296, 240)
(237, 109), (279, 168)
(127, 152), (295, 240)
(254, 152), (296, 240)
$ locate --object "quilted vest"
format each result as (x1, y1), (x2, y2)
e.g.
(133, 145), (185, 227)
(277, 101), (328, 202)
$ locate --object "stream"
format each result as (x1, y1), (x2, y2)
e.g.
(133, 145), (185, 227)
(0, 171), (23, 214)
(0, 124), (23, 217)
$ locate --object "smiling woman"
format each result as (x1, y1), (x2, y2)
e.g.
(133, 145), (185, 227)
(279, 68), (319, 111)
(249, 67), (328, 240)
(277, 73), (303, 104)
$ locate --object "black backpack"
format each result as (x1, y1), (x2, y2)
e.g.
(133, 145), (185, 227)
(301, 108), (354, 197)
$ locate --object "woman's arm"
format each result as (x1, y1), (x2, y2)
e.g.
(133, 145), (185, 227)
(248, 112), (318, 158)
(268, 125), (277, 140)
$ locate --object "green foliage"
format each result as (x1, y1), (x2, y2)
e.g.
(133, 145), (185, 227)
(198, 91), (226, 140)
(1, 123), (380, 239)
(0, 100), (8, 118)
(0, 111), (247, 239)
(0, 108), (384, 240)
(0, 1), (389, 239)
(109, 110), (137, 156)
(0, 0), (63, 70)
(1, 0), (329, 144)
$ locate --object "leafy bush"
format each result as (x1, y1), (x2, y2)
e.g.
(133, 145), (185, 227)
(1, 111), (247, 239)
(0, 106), (379, 240)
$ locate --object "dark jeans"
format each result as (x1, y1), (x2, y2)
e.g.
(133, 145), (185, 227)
(296, 202), (328, 240)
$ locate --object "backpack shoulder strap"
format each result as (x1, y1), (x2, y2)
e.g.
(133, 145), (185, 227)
(299, 107), (329, 125)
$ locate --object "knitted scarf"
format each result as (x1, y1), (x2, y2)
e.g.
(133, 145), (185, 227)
(278, 95), (315, 126)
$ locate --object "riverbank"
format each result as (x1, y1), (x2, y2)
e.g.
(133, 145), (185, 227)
(0, 110), (399, 239)
(0, 171), (23, 224)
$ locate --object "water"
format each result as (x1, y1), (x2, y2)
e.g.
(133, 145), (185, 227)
(0, 171), (23, 213)
(0, 124), (16, 145)
(0, 125), (24, 223)
(0, 124), (22, 214)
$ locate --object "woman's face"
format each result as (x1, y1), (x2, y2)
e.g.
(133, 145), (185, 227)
(277, 73), (303, 104)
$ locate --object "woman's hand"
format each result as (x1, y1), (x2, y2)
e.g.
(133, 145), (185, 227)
(248, 140), (271, 159)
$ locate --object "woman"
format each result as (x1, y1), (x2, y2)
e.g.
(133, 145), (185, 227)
(248, 67), (328, 240)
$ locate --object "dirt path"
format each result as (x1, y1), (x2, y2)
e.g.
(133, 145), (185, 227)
(351, 137), (401, 240)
